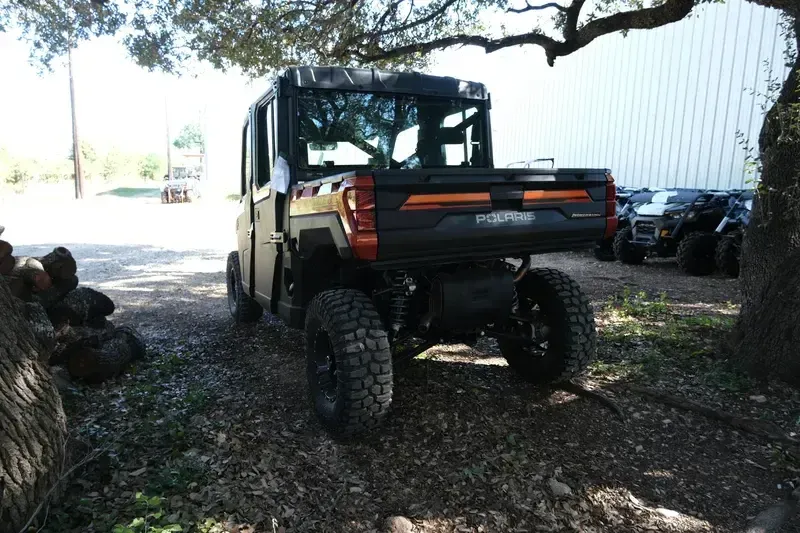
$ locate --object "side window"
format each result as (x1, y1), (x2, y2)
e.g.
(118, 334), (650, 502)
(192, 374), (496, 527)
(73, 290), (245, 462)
(241, 120), (251, 195)
(256, 100), (275, 189)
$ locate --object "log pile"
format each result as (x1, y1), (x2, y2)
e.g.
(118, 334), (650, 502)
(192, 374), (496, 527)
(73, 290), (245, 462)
(0, 228), (145, 385)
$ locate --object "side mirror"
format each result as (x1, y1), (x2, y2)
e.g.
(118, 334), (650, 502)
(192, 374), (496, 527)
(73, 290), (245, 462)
(309, 141), (338, 151)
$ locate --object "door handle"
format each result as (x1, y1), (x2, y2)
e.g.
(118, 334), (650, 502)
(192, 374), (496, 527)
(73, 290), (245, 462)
(247, 223), (254, 239)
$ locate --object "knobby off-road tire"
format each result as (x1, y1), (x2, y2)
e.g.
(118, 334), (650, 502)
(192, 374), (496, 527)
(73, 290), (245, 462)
(715, 235), (741, 278)
(593, 237), (616, 261)
(613, 226), (646, 265)
(499, 268), (596, 384)
(161, 191), (169, 204)
(677, 232), (718, 276)
(305, 289), (393, 436)
(226, 251), (263, 323)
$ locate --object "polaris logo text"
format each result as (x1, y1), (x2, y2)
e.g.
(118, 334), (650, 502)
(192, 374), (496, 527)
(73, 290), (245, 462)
(476, 212), (536, 224)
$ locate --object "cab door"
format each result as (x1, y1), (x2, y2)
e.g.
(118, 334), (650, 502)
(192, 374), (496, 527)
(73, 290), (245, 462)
(236, 113), (255, 293)
(251, 96), (283, 312)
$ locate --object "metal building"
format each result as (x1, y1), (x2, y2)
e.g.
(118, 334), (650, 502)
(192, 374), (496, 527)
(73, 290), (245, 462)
(481, 0), (787, 190)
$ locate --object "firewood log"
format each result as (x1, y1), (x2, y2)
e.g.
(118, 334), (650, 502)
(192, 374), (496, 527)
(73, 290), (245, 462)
(8, 257), (52, 292)
(51, 321), (115, 365)
(0, 239), (12, 260)
(37, 247), (77, 281)
(48, 287), (114, 328)
(66, 325), (146, 383)
(36, 275), (79, 311)
(0, 254), (13, 276)
(7, 276), (32, 301)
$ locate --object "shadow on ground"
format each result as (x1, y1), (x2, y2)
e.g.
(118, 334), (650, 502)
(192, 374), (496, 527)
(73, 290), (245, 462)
(16, 243), (791, 533)
(95, 187), (162, 199)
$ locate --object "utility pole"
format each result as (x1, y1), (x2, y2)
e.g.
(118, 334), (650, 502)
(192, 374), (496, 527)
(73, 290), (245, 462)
(165, 95), (173, 180)
(68, 45), (85, 199)
(202, 105), (209, 182)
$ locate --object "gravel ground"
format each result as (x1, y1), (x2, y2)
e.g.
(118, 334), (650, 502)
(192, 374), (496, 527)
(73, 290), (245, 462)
(4, 195), (798, 533)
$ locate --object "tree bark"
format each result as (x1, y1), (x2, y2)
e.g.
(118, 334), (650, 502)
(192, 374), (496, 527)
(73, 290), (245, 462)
(733, 18), (800, 383)
(0, 276), (67, 533)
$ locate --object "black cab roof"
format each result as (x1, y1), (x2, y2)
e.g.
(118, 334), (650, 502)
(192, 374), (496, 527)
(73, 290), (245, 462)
(280, 66), (489, 100)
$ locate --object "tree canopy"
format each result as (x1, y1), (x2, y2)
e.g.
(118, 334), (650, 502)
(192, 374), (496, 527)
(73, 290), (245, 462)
(173, 123), (205, 153)
(4, 0), (795, 76)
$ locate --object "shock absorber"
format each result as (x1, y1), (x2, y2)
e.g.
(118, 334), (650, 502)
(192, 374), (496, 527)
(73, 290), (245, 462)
(389, 271), (413, 335)
(511, 284), (520, 315)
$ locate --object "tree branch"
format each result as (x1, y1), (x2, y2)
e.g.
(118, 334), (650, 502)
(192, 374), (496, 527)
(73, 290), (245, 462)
(563, 0), (585, 42)
(373, 0), (460, 39)
(358, 0), (695, 66)
(355, 30), (561, 63)
(507, 1), (568, 14)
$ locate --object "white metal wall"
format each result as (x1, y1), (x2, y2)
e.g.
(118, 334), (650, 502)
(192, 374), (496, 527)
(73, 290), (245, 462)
(474, 0), (787, 190)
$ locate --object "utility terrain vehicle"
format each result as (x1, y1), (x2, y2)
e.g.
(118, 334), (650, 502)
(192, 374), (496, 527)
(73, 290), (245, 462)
(593, 187), (660, 261)
(714, 190), (754, 277)
(226, 66), (617, 435)
(613, 189), (730, 275)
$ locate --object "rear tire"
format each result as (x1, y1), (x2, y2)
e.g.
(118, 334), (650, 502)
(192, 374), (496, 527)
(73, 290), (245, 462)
(161, 192), (169, 204)
(593, 237), (616, 261)
(226, 251), (263, 323)
(305, 289), (393, 436)
(499, 268), (596, 384)
(677, 232), (718, 276)
(715, 235), (741, 278)
(613, 226), (646, 265)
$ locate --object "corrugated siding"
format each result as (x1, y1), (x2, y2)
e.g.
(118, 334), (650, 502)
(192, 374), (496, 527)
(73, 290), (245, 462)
(486, 0), (786, 189)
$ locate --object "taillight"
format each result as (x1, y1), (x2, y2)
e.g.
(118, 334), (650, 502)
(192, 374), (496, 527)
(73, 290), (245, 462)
(347, 188), (376, 231)
(340, 176), (378, 260)
(604, 173), (618, 238)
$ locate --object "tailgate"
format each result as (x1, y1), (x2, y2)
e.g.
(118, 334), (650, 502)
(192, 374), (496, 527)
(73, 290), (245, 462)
(373, 168), (611, 264)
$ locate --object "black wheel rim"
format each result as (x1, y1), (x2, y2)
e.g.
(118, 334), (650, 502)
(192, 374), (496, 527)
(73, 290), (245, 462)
(311, 328), (338, 403)
(227, 267), (238, 316)
(513, 297), (551, 357)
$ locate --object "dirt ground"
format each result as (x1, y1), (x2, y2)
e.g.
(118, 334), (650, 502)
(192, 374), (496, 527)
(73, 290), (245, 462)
(5, 195), (799, 533)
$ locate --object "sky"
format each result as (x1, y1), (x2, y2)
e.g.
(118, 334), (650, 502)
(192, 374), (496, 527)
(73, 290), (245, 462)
(0, 26), (554, 190)
(0, 0), (785, 192)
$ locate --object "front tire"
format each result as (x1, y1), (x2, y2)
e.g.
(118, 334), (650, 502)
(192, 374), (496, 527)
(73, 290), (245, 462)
(305, 289), (393, 436)
(499, 268), (596, 384)
(613, 226), (646, 265)
(677, 232), (718, 276)
(715, 234), (741, 277)
(226, 251), (263, 323)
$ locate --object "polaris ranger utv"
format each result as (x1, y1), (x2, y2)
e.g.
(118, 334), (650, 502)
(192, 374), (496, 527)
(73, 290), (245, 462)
(226, 66), (617, 435)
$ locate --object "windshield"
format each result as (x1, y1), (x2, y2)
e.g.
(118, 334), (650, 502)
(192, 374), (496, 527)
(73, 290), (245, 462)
(297, 89), (488, 169)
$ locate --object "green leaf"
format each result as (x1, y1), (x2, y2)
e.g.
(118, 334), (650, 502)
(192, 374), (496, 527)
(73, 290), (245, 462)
(148, 495), (162, 507)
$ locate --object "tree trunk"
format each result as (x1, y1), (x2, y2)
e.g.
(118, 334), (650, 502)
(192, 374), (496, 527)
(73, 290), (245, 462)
(732, 17), (800, 383)
(0, 277), (67, 533)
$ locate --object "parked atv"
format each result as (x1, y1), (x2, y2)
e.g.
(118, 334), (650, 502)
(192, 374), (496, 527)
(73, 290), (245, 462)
(593, 188), (660, 261)
(161, 167), (202, 204)
(714, 190), (753, 277)
(613, 189), (731, 275)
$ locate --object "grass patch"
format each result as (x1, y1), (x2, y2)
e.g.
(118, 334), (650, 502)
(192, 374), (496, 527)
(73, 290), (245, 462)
(597, 289), (750, 390)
